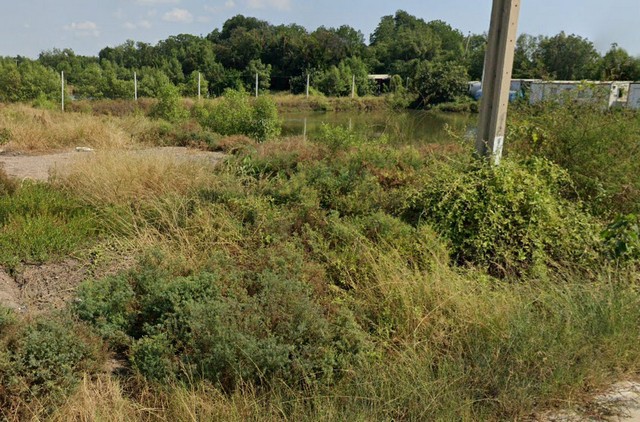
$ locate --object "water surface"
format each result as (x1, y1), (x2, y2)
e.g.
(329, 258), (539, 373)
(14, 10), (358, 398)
(281, 110), (476, 145)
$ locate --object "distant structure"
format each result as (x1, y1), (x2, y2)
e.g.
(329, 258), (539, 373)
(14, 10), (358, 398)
(469, 79), (640, 110)
(368, 74), (392, 93)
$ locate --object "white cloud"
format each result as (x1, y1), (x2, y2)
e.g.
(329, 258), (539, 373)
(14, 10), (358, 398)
(246, 0), (291, 11)
(123, 20), (152, 30)
(64, 21), (100, 37)
(163, 8), (193, 23)
(136, 0), (180, 4)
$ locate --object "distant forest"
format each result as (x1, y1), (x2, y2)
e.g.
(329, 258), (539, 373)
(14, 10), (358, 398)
(0, 10), (639, 105)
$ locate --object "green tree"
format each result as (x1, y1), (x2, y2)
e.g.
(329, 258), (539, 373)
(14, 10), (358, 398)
(0, 60), (22, 102)
(181, 71), (209, 98)
(17, 60), (59, 101)
(512, 34), (543, 79)
(412, 60), (468, 106)
(465, 34), (487, 80)
(536, 32), (600, 80)
(598, 44), (640, 81)
(138, 67), (172, 98)
(243, 59), (271, 92)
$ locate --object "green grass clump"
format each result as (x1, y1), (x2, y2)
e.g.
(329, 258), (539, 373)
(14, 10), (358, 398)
(0, 182), (99, 266)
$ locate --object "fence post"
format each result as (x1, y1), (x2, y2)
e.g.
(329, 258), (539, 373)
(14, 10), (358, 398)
(61, 71), (65, 111)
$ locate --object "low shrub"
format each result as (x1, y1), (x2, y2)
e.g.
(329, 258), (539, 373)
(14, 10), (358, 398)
(195, 90), (281, 142)
(602, 213), (640, 261)
(75, 261), (369, 390)
(0, 315), (103, 419)
(508, 102), (640, 216)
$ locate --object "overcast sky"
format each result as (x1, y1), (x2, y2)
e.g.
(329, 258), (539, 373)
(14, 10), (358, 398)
(3, 0), (640, 58)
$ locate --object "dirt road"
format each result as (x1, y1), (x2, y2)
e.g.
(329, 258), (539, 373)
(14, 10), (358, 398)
(0, 147), (224, 182)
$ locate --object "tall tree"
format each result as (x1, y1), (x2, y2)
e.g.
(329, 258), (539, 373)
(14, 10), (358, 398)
(536, 32), (599, 80)
(598, 44), (640, 81)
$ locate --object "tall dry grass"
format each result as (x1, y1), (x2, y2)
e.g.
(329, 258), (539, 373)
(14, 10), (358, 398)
(56, 150), (232, 272)
(0, 104), (168, 153)
(58, 150), (220, 205)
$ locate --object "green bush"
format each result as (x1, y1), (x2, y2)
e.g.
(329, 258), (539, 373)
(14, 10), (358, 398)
(0, 316), (102, 418)
(151, 83), (189, 123)
(75, 262), (369, 389)
(404, 157), (603, 277)
(73, 274), (136, 347)
(602, 214), (640, 261)
(196, 90), (281, 142)
(509, 103), (640, 216)
(250, 95), (281, 141)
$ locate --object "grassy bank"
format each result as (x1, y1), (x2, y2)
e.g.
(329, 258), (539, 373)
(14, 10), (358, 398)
(1, 100), (640, 420)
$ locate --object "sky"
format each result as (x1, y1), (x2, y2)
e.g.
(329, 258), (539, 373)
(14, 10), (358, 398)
(2, 0), (640, 58)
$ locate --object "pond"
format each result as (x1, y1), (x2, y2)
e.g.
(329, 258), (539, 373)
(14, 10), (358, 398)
(281, 110), (476, 145)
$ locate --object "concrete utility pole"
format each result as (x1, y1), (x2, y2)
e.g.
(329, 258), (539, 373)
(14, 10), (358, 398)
(475, 0), (521, 165)
(255, 72), (259, 98)
(306, 74), (310, 98)
(351, 75), (356, 98)
(134, 72), (138, 101)
(198, 72), (201, 100)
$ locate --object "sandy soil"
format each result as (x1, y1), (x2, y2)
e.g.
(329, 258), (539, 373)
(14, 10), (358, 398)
(533, 381), (640, 421)
(0, 146), (224, 181)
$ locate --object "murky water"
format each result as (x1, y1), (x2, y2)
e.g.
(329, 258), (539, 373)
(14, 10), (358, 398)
(281, 110), (476, 145)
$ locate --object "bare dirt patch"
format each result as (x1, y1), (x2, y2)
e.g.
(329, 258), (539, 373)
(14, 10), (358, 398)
(0, 270), (22, 311)
(0, 147), (224, 182)
(0, 252), (137, 314)
(532, 380), (640, 421)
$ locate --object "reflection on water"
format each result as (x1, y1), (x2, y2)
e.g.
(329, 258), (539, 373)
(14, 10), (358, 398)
(281, 110), (476, 145)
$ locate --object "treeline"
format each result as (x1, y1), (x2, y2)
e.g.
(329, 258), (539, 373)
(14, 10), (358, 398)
(1, 10), (639, 106)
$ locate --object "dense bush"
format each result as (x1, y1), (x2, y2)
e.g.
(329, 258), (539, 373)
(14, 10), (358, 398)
(195, 90), (281, 142)
(602, 213), (640, 261)
(151, 83), (189, 123)
(404, 157), (603, 277)
(0, 313), (103, 419)
(74, 261), (369, 389)
(508, 102), (640, 217)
